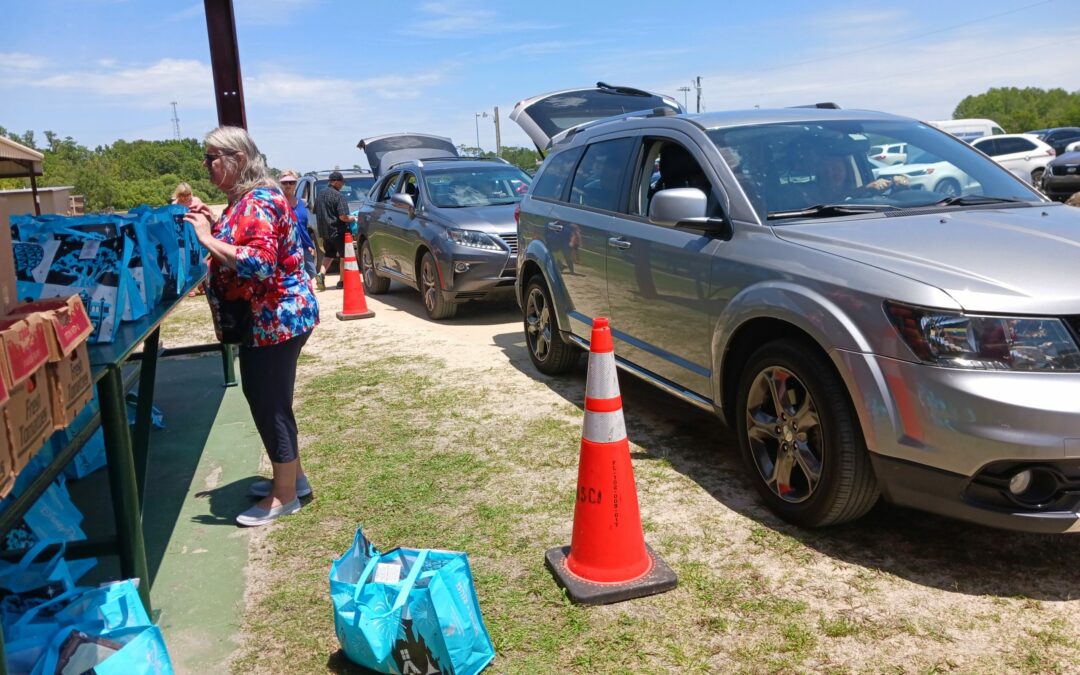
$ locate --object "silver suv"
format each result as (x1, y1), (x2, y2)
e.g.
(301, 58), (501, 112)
(512, 86), (1080, 532)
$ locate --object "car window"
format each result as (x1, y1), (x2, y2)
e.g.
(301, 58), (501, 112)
(973, 138), (996, 155)
(707, 119), (1040, 222)
(998, 137), (1035, 154)
(400, 173), (420, 205)
(424, 166), (532, 208)
(992, 127), (1005, 135)
(342, 176), (376, 201)
(532, 146), (584, 201)
(631, 138), (715, 217)
(377, 172), (402, 201)
(568, 138), (635, 212)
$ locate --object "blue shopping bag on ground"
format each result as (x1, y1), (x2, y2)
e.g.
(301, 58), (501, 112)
(0, 540), (77, 628)
(330, 527), (495, 675)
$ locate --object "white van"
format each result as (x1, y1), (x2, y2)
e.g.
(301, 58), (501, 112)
(928, 118), (1006, 142)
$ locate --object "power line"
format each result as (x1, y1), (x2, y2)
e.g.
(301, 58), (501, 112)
(743, 0), (1054, 79)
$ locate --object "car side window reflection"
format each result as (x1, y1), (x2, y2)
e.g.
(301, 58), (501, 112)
(379, 173), (402, 202)
(401, 173), (420, 204)
(568, 137), (635, 212)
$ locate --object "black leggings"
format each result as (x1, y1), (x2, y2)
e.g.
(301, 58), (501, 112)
(239, 331), (310, 464)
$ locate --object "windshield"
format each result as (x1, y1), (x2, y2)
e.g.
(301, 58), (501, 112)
(317, 177), (376, 202)
(706, 119), (1043, 223)
(424, 166), (533, 208)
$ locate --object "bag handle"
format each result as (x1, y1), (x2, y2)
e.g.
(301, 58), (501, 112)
(9, 587), (83, 631)
(351, 549), (430, 615)
(14, 539), (66, 574)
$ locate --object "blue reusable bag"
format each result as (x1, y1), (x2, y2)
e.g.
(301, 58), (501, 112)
(0, 540), (77, 628)
(329, 528), (496, 675)
(31, 624), (174, 675)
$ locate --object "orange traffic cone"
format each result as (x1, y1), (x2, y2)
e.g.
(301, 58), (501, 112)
(336, 232), (374, 321)
(545, 317), (677, 605)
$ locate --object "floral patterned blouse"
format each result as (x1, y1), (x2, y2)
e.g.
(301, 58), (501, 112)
(207, 186), (319, 347)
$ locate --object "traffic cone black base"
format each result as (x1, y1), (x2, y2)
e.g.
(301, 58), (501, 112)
(335, 308), (374, 321)
(545, 544), (677, 606)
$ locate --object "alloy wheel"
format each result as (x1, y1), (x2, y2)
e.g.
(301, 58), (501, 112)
(421, 257), (438, 313)
(744, 365), (823, 503)
(525, 286), (551, 362)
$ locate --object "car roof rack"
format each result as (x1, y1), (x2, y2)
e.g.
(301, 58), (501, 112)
(383, 155), (512, 172)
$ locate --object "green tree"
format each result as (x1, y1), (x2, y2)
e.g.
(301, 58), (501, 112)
(952, 87), (1080, 132)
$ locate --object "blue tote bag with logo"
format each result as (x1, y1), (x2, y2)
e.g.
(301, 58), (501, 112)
(329, 527), (495, 675)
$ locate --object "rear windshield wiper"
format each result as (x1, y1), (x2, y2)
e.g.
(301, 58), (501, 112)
(767, 203), (899, 220)
(933, 195), (1029, 207)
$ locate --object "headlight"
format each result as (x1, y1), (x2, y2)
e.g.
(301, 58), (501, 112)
(884, 302), (1080, 371)
(446, 228), (501, 251)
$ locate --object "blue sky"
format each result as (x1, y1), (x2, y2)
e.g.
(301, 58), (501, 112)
(2, 0), (1079, 173)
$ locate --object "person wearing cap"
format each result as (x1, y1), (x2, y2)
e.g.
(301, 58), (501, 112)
(279, 170), (317, 284)
(312, 170), (357, 291)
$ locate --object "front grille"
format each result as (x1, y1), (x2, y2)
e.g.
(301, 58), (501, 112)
(1051, 164), (1079, 176)
(499, 234), (518, 254)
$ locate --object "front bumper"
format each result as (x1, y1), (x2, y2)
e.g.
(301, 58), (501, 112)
(1041, 175), (1080, 200)
(439, 249), (517, 302)
(835, 349), (1080, 532)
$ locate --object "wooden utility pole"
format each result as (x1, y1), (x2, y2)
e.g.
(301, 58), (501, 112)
(494, 106), (502, 157)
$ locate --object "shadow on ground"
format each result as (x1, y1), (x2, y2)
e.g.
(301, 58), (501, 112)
(492, 330), (1080, 600)
(70, 354), (232, 586)
(365, 280), (520, 325)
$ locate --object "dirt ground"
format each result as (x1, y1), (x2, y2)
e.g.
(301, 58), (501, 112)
(163, 275), (1080, 673)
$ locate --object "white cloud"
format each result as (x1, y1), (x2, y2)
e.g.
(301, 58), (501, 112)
(33, 58), (214, 107)
(0, 52), (48, 75)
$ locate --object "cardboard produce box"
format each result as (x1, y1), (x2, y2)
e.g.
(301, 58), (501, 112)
(0, 315), (53, 471)
(0, 369), (12, 498)
(9, 296), (94, 429)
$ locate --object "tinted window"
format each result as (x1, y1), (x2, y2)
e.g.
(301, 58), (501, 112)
(377, 172), (402, 201)
(532, 146), (584, 200)
(400, 173), (420, 205)
(569, 137), (636, 212)
(973, 138), (999, 155)
(997, 137), (1035, 154)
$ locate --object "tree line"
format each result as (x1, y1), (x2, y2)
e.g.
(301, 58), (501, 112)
(952, 87), (1080, 133)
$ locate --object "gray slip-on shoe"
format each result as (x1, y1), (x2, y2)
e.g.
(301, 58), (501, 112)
(236, 498), (301, 527)
(248, 475), (312, 499)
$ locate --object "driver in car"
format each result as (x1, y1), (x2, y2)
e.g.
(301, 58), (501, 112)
(816, 153), (909, 203)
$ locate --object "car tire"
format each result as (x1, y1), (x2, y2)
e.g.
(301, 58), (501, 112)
(420, 251), (457, 320)
(360, 239), (390, 295)
(934, 178), (961, 197)
(735, 339), (879, 527)
(1031, 168), (1045, 185)
(523, 275), (579, 374)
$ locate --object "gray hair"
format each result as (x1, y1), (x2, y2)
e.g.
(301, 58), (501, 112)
(204, 126), (275, 198)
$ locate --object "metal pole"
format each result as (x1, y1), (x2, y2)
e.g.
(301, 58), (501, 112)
(204, 0), (247, 128)
(494, 106), (502, 158)
(695, 76), (702, 114)
(678, 86), (690, 112)
(474, 114), (481, 154)
(28, 168), (40, 216)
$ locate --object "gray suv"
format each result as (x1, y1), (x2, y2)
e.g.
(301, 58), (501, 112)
(355, 134), (532, 319)
(513, 86), (1080, 532)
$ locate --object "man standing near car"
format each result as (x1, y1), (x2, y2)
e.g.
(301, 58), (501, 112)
(313, 171), (357, 291)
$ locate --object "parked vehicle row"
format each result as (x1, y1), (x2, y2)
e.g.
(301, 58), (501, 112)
(341, 85), (1080, 535)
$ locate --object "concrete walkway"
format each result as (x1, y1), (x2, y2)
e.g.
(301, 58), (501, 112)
(72, 353), (262, 673)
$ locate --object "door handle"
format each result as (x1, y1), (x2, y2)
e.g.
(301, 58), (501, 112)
(546, 222), (564, 233)
(608, 237), (631, 250)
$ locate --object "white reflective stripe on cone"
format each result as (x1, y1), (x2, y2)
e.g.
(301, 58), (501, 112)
(582, 409), (627, 444)
(344, 259), (359, 271)
(585, 351), (619, 400)
(344, 242), (356, 256)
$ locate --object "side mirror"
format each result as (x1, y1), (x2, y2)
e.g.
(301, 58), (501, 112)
(649, 188), (732, 238)
(390, 192), (415, 211)
(649, 188), (708, 225)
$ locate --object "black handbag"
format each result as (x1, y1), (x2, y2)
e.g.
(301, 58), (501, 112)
(217, 297), (253, 345)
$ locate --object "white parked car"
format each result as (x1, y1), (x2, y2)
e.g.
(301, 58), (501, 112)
(971, 134), (1056, 184)
(871, 148), (977, 197)
(867, 142), (907, 165)
(1066, 140), (1080, 154)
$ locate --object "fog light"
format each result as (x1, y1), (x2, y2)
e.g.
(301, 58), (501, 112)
(454, 262), (471, 273)
(1008, 469), (1032, 495)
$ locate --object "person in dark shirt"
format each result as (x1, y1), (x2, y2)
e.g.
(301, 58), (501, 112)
(312, 170), (357, 291)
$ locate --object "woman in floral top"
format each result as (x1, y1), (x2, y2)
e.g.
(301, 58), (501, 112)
(185, 126), (319, 527)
